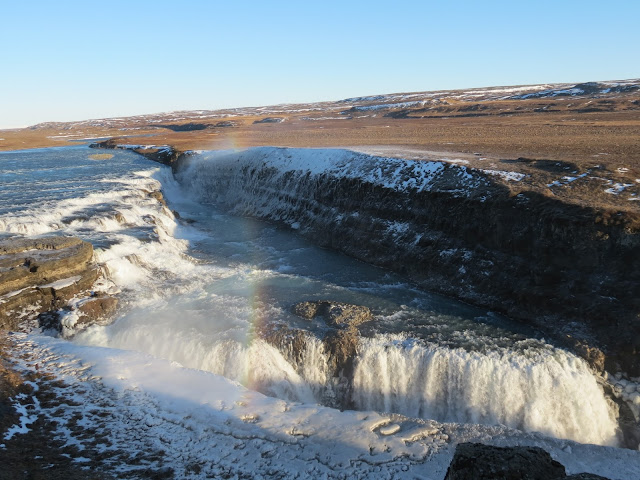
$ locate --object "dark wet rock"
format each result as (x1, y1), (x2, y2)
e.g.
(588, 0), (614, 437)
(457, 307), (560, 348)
(89, 139), (191, 170)
(38, 293), (118, 334)
(257, 301), (375, 408)
(323, 326), (359, 377)
(171, 210), (195, 224)
(290, 301), (373, 380)
(76, 295), (118, 323)
(260, 321), (359, 408)
(444, 443), (566, 480)
(0, 236), (117, 332)
(145, 189), (168, 208)
(572, 341), (606, 374)
(444, 443), (612, 480)
(612, 394), (640, 449)
(259, 326), (310, 367)
(291, 301), (373, 327)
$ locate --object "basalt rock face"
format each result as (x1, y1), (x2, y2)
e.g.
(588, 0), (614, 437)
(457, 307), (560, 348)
(444, 443), (611, 480)
(171, 148), (640, 376)
(258, 301), (374, 409)
(0, 236), (117, 332)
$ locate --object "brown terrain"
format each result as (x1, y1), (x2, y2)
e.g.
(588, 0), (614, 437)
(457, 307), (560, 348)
(1, 80), (639, 212)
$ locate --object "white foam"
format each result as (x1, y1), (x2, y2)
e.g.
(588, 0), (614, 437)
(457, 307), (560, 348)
(352, 335), (619, 446)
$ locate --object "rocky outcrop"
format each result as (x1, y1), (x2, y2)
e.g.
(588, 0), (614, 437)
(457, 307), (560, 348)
(565, 475), (613, 480)
(156, 123), (210, 132)
(214, 121), (236, 128)
(168, 148), (640, 376)
(290, 301), (373, 380)
(0, 236), (117, 332)
(292, 301), (373, 327)
(444, 443), (610, 480)
(89, 139), (188, 170)
(257, 300), (374, 408)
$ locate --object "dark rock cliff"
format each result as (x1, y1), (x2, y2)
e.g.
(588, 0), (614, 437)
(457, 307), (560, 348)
(103, 145), (640, 376)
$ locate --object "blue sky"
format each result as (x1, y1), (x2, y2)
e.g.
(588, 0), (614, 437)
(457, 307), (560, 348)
(1, 0), (638, 128)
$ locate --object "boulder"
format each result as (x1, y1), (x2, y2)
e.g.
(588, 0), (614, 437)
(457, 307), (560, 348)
(38, 294), (118, 333)
(76, 295), (118, 323)
(253, 117), (284, 124)
(444, 443), (611, 480)
(291, 301), (373, 327)
(444, 443), (565, 480)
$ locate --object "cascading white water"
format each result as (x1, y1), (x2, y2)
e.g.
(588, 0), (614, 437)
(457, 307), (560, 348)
(78, 319), (319, 404)
(0, 146), (624, 449)
(352, 335), (619, 446)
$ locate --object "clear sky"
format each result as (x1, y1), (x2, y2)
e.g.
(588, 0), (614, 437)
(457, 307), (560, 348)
(1, 0), (638, 129)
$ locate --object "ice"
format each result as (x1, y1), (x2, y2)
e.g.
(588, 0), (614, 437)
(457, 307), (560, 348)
(179, 147), (481, 196)
(7, 333), (640, 479)
(38, 275), (82, 289)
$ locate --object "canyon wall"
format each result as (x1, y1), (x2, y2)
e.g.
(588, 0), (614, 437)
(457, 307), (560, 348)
(111, 144), (640, 375)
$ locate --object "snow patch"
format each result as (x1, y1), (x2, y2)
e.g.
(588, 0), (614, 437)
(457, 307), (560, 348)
(605, 183), (633, 195)
(482, 170), (526, 182)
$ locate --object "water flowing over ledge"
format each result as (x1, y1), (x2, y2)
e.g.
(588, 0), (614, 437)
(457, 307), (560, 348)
(170, 147), (640, 376)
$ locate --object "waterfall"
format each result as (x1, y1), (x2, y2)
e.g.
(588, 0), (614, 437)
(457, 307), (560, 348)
(351, 335), (619, 446)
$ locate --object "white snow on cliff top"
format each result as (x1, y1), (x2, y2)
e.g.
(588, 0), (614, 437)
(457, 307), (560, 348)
(192, 147), (522, 198)
(7, 333), (640, 479)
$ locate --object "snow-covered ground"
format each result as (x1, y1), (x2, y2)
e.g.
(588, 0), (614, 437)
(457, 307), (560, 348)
(5, 333), (640, 480)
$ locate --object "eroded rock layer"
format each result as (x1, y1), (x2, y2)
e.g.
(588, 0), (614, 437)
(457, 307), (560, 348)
(0, 236), (117, 332)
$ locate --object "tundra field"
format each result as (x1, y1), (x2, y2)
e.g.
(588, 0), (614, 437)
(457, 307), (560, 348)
(2, 80), (639, 211)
